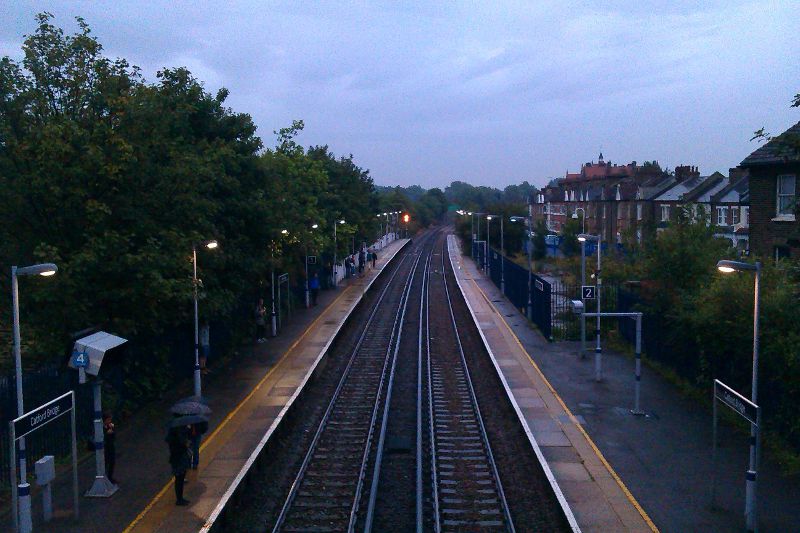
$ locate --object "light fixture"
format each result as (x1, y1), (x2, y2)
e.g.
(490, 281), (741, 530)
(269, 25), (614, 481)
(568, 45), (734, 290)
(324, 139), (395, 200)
(717, 259), (757, 273)
(311, 224), (319, 229)
(15, 263), (58, 277)
(281, 229), (289, 235)
(205, 240), (218, 249)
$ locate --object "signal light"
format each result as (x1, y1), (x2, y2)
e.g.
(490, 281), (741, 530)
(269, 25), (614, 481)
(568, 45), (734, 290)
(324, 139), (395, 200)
(403, 214), (410, 223)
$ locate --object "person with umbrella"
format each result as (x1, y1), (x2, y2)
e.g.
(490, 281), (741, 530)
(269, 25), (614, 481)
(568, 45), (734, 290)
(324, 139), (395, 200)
(166, 422), (192, 506)
(171, 399), (211, 470)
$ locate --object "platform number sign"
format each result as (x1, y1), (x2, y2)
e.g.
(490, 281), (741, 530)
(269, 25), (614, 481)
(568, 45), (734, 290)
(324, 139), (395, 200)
(582, 285), (596, 300)
(307, 255), (317, 265)
(72, 349), (88, 368)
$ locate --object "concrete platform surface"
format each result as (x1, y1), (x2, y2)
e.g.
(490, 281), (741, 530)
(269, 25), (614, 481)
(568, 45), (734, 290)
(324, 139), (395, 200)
(448, 235), (655, 533)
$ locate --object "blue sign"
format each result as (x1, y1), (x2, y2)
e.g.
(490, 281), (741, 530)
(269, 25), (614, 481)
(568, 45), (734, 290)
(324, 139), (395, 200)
(72, 349), (88, 368)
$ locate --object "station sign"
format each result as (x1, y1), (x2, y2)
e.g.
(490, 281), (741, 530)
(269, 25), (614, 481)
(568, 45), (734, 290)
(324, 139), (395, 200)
(278, 273), (289, 283)
(13, 391), (74, 439)
(714, 379), (758, 425)
(307, 255), (317, 265)
(582, 285), (597, 299)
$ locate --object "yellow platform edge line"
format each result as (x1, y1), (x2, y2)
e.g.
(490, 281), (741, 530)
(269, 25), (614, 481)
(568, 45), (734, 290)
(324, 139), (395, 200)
(468, 270), (659, 533)
(121, 285), (354, 533)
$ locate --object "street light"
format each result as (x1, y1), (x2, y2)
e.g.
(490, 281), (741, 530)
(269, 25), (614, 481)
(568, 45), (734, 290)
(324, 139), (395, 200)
(192, 240), (217, 397)
(572, 207), (586, 234)
(305, 223), (319, 308)
(270, 230), (289, 337)
(486, 215), (504, 292)
(333, 219), (345, 288)
(510, 215), (533, 320)
(11, 262), (58, 531)
(470, 212), (486, 264)
(717, 259), (761, 532)
(578, 234), (601, 379)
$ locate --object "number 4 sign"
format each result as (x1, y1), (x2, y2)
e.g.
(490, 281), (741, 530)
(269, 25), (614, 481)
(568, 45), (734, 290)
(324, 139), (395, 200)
(582, 285), (596, 299)
(72, 349), (88, 368)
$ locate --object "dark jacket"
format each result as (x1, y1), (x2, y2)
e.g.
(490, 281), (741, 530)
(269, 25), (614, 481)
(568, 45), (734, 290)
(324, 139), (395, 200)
(167, 427), (191, 473)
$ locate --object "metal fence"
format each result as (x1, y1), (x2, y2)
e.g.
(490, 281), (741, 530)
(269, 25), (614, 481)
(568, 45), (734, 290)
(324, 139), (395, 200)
(0, 367), (94, 489)
(472, 243), (630, 343)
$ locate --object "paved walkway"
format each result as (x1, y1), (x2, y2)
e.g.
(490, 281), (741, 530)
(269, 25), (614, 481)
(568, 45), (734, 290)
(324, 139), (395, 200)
(4, 238), (408, 533)
(450, 236), (800, 532)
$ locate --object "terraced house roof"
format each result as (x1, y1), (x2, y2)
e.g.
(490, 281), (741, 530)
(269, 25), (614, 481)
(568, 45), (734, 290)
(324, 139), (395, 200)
(740, 121), (800, 166)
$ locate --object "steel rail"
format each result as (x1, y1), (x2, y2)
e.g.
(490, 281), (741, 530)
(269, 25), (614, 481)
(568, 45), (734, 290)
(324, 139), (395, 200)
(363, 238), (433, 532)
(272, 248), (413, 532)
(430, 236), (516, 532)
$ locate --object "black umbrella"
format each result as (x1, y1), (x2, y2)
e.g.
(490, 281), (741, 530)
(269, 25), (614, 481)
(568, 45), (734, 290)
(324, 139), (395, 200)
(170, 399), (211, 416)
(168, 414), (209, 428)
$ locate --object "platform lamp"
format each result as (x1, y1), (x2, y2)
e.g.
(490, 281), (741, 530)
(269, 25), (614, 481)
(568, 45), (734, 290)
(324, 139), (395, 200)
(717, 259), (761, 532)
(305, 224), (319, 308)
(333, 219), (345, 287)
(485, 214), (504, 292)
(510, 216), (532, 320)
(578, 233), (601, 378)
(192, 240), (218, 398)
(11, 262), (57, 533)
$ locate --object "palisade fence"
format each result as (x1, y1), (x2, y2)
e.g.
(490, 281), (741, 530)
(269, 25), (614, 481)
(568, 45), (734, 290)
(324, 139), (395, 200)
(473, 242), (634, 343)
(0, 367), (94, 490)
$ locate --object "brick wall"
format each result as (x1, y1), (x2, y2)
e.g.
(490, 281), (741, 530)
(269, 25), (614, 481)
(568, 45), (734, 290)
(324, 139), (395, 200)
(748, 163), (800, 258)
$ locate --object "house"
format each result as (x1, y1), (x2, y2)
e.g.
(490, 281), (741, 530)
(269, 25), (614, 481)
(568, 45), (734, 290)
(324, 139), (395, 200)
(740, 121), (800, 259)
(535, 154), (669, 245)
(711, 171), (749, 252)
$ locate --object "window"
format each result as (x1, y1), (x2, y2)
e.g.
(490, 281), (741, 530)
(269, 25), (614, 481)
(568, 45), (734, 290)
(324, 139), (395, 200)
(731, 207), (740, 225)
(660, 205), (670, 222)
(716, 206), (728, 226)
(636, 203), (642, 220)
(777, 174), (796, 216)
(742, 206), (749, 226)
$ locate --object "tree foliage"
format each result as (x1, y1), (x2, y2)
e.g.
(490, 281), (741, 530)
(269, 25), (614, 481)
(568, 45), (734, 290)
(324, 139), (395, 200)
(0, 14), (379, 398)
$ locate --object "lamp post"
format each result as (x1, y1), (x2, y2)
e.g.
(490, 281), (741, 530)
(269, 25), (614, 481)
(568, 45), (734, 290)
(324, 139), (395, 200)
(572, 207), (586, 234)
(510, 215), (532, 320)
(333, 219), (345, 288)
(271, 230), (290, 337)
(717, 259), (761, 532)
(11, 262), (57, 533)
(192, 240), (217, 398)
(305, 223), (318, 308)
(470, 212), (486, 264)
(579, 234), (601, 378)
(486, 214), (504, 291)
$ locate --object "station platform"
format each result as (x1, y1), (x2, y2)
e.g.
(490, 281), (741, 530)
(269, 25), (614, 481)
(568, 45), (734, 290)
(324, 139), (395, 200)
(117, 238), (409, 532)
(447, 235), (656, 532)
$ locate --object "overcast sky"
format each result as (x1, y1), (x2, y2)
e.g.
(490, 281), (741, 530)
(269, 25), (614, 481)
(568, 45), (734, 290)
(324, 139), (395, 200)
(3, 1), (798, 189)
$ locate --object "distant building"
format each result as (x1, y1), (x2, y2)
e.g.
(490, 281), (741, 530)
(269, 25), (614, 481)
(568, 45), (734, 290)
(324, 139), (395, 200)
(740, 121), (800, 259)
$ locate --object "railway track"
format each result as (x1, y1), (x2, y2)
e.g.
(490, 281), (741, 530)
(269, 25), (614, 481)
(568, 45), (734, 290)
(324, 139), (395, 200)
(258, 228), (570, 532)
(273, 231), (436, 532)
(423, 237), (514, 532)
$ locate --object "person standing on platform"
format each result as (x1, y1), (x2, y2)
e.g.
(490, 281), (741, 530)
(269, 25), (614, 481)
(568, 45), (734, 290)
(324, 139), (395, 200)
(199, 321), (211, 374)
(167, 425), (191, 506)
(370, 248), (377, 269)
(189, 420), (208, 470)
(103, 412), (117, 485)
(254, 298), (267, 343)
(358, 249), (365, 277)
(310, 273), (320, 305)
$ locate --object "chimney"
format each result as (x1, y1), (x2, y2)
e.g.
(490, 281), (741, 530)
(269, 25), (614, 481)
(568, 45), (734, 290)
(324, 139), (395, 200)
(675, 164), (700, 182)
